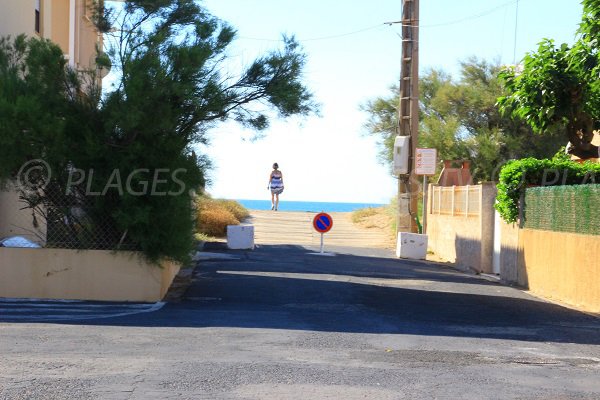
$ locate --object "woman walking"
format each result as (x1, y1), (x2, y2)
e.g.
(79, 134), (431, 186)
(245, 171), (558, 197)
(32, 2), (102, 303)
(268, 163), (284, 211)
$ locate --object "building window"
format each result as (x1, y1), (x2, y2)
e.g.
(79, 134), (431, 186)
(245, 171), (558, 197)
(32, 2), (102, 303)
(35, 0), (41, 33)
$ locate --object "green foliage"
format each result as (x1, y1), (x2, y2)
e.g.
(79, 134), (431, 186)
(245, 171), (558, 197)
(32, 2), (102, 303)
(498, 0), (600, 159)
(361, 58), (564, 181)
(495, 157), (600, 223)
(360, 87), (399, 166)
(523, 184), (600, 235)
(0, 1), (315, 263)
(0, 35), (205, 263)
(102, 1), (316, 133)
(0, 35), (78, 179)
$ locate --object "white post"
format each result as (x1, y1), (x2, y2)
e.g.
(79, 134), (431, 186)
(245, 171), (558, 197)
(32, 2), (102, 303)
(422, 175), (427, 233)
(320, 233), (324, 254)
(493, 210), (502, 274)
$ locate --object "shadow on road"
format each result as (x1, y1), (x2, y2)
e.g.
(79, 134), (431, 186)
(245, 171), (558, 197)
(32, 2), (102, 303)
(11, 244), (600, 345)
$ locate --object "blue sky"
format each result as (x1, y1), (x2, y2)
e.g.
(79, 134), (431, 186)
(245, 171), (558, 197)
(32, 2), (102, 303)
(198, 0), (583, 203)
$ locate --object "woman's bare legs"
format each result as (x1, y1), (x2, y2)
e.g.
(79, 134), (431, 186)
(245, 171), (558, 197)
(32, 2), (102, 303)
(274, 193), (279, 211)
(271, 192), (275, 210)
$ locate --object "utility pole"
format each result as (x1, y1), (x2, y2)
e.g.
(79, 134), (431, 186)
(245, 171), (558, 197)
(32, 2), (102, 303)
(388, 0), (419, 234)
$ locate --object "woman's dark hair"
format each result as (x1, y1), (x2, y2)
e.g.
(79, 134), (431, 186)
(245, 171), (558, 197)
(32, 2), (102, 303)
(273, 163), (279, 169)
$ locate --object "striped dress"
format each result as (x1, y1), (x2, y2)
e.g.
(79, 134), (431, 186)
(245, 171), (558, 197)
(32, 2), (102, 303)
(270, 172), (284, 194)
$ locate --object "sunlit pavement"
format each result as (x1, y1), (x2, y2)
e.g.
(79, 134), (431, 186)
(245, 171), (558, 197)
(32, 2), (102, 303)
(1, 243), (600, 399)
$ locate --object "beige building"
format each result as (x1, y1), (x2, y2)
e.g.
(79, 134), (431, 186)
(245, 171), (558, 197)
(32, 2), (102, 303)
(0, 0), (102, 70)
(0, 1), (104, 245)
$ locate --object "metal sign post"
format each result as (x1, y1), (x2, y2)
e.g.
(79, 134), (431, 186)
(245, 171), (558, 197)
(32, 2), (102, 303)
(415, 148), (438, 233)
(309, 212), (334, 256)
(320, 233), (325, 254)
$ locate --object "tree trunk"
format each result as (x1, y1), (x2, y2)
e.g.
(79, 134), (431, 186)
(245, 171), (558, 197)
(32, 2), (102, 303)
(566, 115), (599, 159)
(566, 141), (599, 159)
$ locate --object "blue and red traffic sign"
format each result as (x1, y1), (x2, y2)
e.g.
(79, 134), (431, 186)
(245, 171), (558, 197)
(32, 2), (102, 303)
(313, 212), (333, 233)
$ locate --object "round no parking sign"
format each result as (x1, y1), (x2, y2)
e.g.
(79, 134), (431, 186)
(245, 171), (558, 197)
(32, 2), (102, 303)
(313, 212), (333, 233)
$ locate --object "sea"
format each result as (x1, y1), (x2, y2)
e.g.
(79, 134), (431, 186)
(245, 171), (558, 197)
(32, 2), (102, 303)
(237, 199), (385, 213)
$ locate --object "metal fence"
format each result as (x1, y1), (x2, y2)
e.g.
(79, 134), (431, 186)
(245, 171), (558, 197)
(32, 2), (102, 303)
(43, 205), (138, 251)
(430, 185), (481, 217)
(0, 189), (138, 250)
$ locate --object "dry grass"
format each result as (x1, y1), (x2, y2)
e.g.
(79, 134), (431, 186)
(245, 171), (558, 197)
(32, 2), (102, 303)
(195, 196), (249, 238)
(218, 199), (250, 221)
(351, 207), (380, 224)
(351, 205), (395, 236)
(196, 208), (238, 237)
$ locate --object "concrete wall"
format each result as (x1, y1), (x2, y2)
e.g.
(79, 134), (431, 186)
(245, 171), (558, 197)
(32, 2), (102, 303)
(427, 213), (480, 270)
(497, 183), (600, 313)
(499, 227), (600, 313)
(520, 229), (600, 312)
(0, 189), (46, 246)
(479, 184), (497, 272)
(429, 180), (600, 313)
(426, 183), (497, 273)
(0, 248), (180, 302)
(497, 220), (521, 285)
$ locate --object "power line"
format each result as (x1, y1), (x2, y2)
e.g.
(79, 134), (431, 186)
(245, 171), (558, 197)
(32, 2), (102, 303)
(240, 0), (528, 44)
(389, 0), (528, 30)
(513, 0), (520, 64)
(425, 0), (525, 28)
(238, 23), (384, 43)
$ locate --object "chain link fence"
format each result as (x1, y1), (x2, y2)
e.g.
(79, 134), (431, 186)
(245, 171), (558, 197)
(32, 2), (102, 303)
(0, 187), (138, 250)
(523, 184), (600, 236)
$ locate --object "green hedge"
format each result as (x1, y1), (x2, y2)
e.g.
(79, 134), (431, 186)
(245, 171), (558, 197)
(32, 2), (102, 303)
(496, 157), (600, 223)
(523, 184), (600, 235)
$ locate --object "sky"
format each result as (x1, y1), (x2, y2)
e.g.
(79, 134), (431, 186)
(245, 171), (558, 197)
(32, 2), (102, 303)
(196, 0), (583, 204)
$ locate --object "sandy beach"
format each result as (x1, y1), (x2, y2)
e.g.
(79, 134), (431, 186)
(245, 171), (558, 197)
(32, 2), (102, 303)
(248, 210), (394, 249)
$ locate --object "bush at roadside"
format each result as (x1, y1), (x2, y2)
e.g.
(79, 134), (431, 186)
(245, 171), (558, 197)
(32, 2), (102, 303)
(218, 199), (250, 221)
(496, 155), (600, 224)
(195, 197), (249, 238)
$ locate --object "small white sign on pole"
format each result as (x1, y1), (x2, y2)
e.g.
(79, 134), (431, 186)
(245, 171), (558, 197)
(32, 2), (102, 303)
(415, 148), (437, 176)
(414, 148), (437, 236)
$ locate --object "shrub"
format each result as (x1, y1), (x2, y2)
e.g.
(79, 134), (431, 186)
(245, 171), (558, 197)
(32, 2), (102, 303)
(217, 199), (250, 221)
(194, 196), (249, 237)
(496, 156), (600, 223)
(196, 208), (239, 237)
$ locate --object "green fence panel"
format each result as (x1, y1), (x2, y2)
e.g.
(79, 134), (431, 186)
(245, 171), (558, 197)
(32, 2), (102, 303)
(523, 184), (600, 235)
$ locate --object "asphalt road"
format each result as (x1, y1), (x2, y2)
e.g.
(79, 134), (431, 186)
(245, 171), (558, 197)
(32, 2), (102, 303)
(1, 242), (600, 399)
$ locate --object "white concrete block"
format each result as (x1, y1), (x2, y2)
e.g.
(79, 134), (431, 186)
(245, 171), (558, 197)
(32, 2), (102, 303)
(396, 232), (428, 260)
(227, 225), (254, 250)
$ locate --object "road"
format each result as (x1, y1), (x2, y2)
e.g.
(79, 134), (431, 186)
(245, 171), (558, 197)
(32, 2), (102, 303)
(1, 211), (600, 399)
